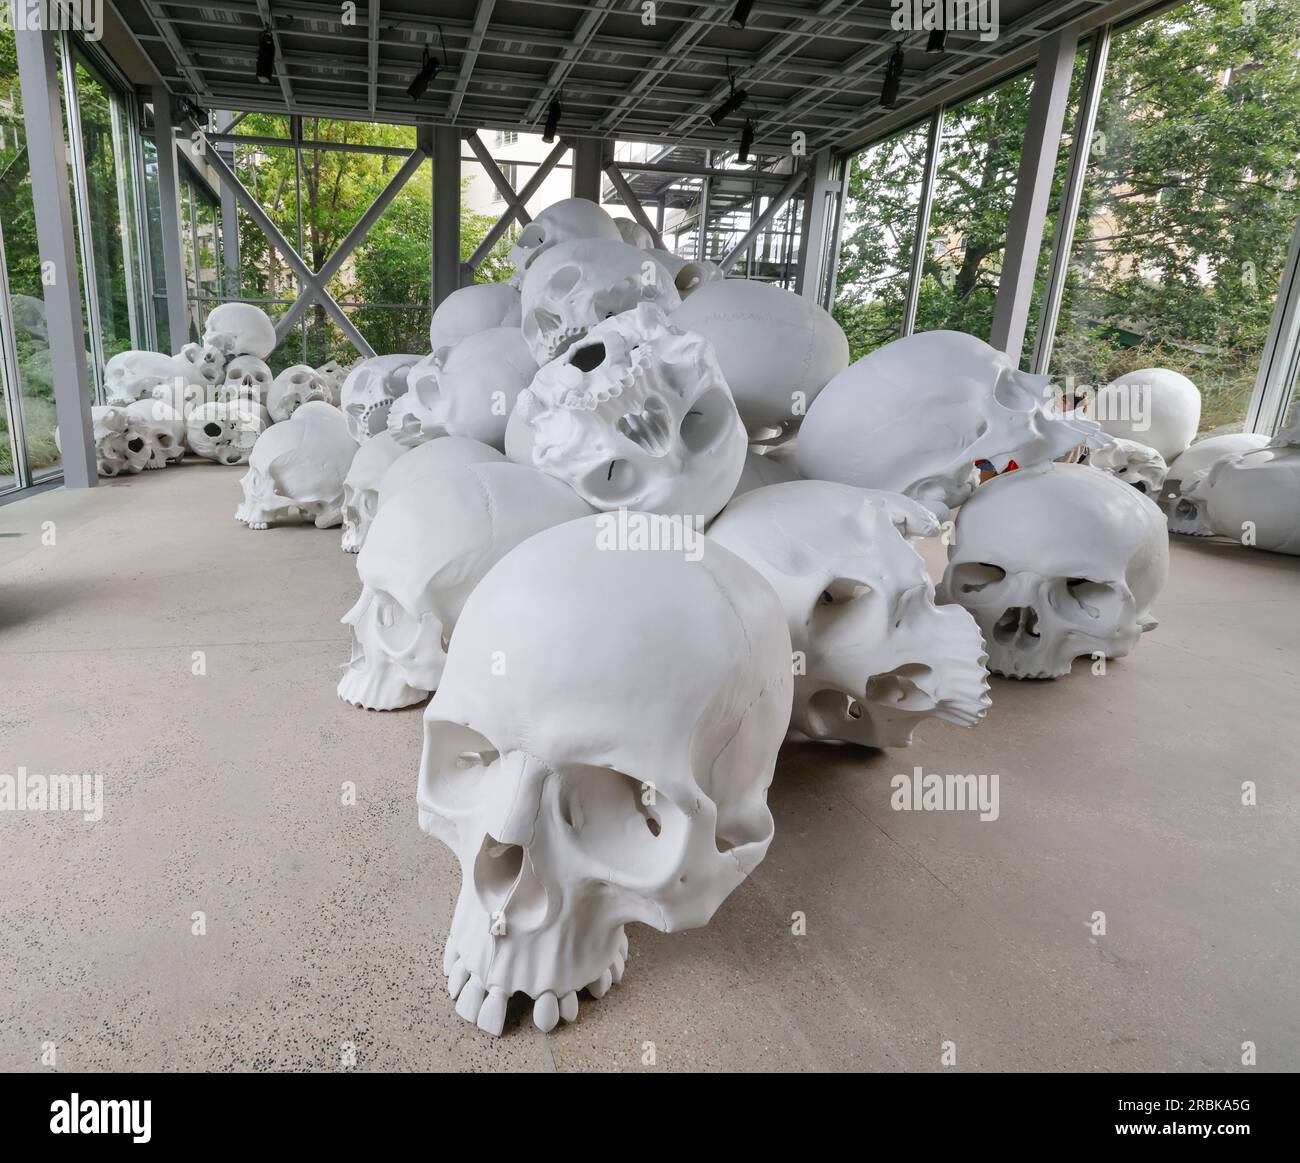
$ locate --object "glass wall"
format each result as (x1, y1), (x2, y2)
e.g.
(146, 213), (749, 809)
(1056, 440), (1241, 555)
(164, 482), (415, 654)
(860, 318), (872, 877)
(1047, 0), (1300, 435)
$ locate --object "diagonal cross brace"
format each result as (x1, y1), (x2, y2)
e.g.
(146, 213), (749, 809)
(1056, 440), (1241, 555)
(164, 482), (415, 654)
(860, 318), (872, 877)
(602, 162), (666, 251)
(465, 131), (532, 226)
(465, 138), (570, 274)
(200, 136), (378, 358)
(273, 146), (427, 338)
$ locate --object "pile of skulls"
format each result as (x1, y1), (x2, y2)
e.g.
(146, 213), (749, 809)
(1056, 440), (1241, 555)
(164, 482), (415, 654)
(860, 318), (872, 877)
(211, 196), (1192, 1040)
(78, 302), (353, 476)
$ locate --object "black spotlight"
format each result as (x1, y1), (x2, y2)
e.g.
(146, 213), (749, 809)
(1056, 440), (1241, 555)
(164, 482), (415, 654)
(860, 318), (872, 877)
(926, 28), (949, 53)
(709, 84), (749, 126)
(730, 0), (756, 29)
(738, 119), (755, 163)
(881, 44), (905, 109)
(407, 48), (442, 101)
(543, 96), (562, 142)
(255, 29), (275, 85)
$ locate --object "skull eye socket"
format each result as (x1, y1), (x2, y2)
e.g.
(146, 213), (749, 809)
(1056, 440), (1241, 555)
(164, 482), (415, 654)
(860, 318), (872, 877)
(819, 579), (867, 605)
(678, 387), (731, 454)
(949, 562), (1006, 595)
(203, 422), (222, 438)
(557, 766), (687, 876)
(1051, 577), (1125, 627)
(421, 724), (500, 817)
(581, 458), (639, 504)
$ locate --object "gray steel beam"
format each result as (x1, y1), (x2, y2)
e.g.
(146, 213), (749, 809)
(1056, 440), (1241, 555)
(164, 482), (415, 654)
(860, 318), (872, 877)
(901, 110), (943, 339)
(719, 165), (809, 273)
(151, 88), (192, 350)
(990, 29), (1081, 361)
(465, 131), (532, 225)
(466, 139), (569, 272)
(571, 137), (605, 203)
(795, 148), (837, 300)
(201, 139), (375, 357)
(449, 0), (497, 122)
(602, 164), (666, 251)
(432, 125), (464, 306)
(367, 1), (380, 116)
(216, 112), (242, 298)
(1246, 213), (1300, 435)
(274, 145), (426, 337)
(15, 27), (96, 488)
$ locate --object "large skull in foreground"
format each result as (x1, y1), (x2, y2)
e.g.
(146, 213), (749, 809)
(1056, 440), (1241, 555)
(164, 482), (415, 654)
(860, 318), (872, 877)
(341, 354), (419, 443)
(202, 302), (277, 359)
(339, 461), (592, 711)
(267, 364), (332, 422)
(376, 436), (505, 507)
(938, 462), (1168, 679)
(1163, 432), (1270, 536)
(390, 328), (536, 450)
(429, 282), (522, 350)
(186, 399), (268, 465)
(235, 401), (358, 529)
(710, 481), (990, 747)
(124, 398), (186, 469)
(520, 237), (681, 365)
(670, 278), (849, 436)
(508, 303), (745, 522)
(796, 331), (1100, 517)
(420, 514), (792, 1035)
(340, 431), (407, 554)
(87, 405), (152, 476)
(1181, 421), (1300, 554)
(507, 197), (622, 287)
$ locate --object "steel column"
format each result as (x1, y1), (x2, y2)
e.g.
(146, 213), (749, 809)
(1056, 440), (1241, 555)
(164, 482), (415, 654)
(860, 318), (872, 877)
(432, 125), (464, 306)
(15, 28), (96, 487)
(795, 148), (838, 300)
(571, 136), (605, 203)
(151, 87), (192, 349)
(216, 111), (242, 299)
(719, 166), (809, 273)
(990, 29), (1081, 360)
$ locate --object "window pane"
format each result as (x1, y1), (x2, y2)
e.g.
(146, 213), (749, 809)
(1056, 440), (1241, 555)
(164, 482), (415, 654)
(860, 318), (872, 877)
(1049, 0), (1300, 435)
(833, 121), (930, 360)
(916, 73), (1033, 339)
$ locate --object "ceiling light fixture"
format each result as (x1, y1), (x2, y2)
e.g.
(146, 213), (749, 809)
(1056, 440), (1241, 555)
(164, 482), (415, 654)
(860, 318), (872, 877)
(543, 96), (562, 142)
(926, 28), (949, 53)
(881, 44), (905, 109)
(255, 29), (275, 85)
(709, 65), (749, 126)
(407, 27), (447, 101)
(738, 119), (755, 163)
(730, 0), (756, 29)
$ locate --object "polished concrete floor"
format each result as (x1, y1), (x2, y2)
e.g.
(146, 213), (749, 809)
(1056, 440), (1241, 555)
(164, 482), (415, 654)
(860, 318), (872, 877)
(1, 460), (1298, 1073)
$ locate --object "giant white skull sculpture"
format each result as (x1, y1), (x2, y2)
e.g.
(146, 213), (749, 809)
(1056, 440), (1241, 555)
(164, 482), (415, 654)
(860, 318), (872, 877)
(732, 448), (799, 498)
(376, 435), (505, 506)
(340, 431), (407, 554)
(341, 354), (420, 443)
(175, 342), (226, 390)
(267, 364), (332, 422)
(507, 197), (623, 287)
(1163, 432), (1270, 536)
(202, 302), (277, 360)
(124, 398), (186, 469)
(796, 331), (1101, 518)
(520, 237), (681, 365)
(1180, 420), (1300, 554)
(429, 282), (522, 351)
(1095, 368), (1201, 462)
(186, 399), (268, 465)
(339, 461), (593, 711)
(670, 278), (849, 436)
(103, 350), (186, 405)
(86, 405), (152, 476)
(314, 360), (350, 405)
(1087, 435), (1168, 496)
(390, 328), (537, 451)
(235, 401), (358, 529)
(613, 217), (655, 250)
(220, 355), (274, 405)
(419, 514), (792, 1035)
(508, 303), (746, 522)
(938, 462), (1168, 679)
(710, 481), (990, 747)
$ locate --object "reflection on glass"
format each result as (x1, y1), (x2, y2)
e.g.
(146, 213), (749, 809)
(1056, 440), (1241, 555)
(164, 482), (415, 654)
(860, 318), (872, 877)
(1050, 0), (1300, 435)
(832, 122), (930, 360)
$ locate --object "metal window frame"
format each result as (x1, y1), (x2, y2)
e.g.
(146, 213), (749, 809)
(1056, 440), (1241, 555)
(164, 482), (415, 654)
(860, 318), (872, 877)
(0, 213), (32, 492)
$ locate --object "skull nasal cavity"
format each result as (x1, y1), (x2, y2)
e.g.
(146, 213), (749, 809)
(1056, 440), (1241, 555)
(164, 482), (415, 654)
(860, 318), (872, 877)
(203, 422), (222, 437)
(570, 342), (606, 372)
(127, 437), (145, 453)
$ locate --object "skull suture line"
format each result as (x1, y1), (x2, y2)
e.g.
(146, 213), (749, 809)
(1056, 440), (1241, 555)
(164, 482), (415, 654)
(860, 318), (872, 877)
(338, 461), (593, 711)
(390, 328), (537, 451)
(519, 237), (681, 365)
(796, 331), (1101, 518)
(341, 354), (420, 443)
(509, 302), (746, 522)
(710, 481), (990, 748)
(938, 462), (1169, 679)
(419, 514), (793, 1035)
(235, 401), (358, 529)
(340, 431), (407, 554)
